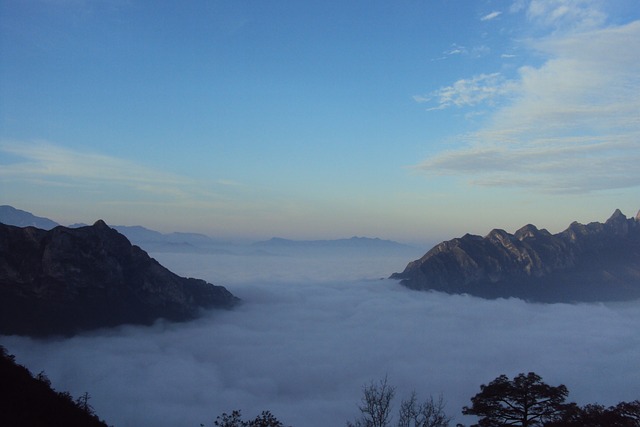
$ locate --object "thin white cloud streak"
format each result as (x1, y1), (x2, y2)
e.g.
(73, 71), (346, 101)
(527, 0), (607, 30)
(0, 139), (252, 205)
(432, 44), (491, 61)
(0, 140), (195, 197)
(417, 18), (640, 193)
(444, 43), (467, 56)
(481, 11), (502, 21)
(1, 251), (639, 427)
(416, 73), (517, 111)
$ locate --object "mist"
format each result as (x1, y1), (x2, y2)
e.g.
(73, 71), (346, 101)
(2, 248), (639, 427)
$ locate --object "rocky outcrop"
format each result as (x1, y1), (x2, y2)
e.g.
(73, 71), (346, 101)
(391, 210), (640, 302)
(0, 221), (239, 336)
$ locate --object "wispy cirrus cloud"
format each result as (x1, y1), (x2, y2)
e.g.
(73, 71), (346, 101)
(444, 43), (467, 56)
(433, 43), (491, 61)
(0, 140), (244, 201)
(419, 135), (640, 193)
(0, 140), (305, 233)
(414, 73), (516, 111)
(481, 11), (502, 21)
(527, 0), (607, 30)
(416, 4), (640, 194)
(0, 140), (194, 197)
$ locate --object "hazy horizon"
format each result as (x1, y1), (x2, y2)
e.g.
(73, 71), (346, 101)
(3, 203), (639, 250)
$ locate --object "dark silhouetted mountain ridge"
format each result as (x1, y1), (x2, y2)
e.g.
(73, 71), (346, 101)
(0, 221), (239, 336)
(391, 209), (640, 302)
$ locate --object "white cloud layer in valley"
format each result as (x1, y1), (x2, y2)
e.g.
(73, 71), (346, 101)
(2, 250), (639, 427)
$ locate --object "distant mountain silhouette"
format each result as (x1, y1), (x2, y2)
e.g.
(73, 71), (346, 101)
(69, 224), (233, 253)
(109, 225), (232, 253)
(0, 205), (60, 229)
(253, 236), (413, 251)
(391, 210), (640, 302)
(0, 221), (239, 337)
(1, 205), (230, 253)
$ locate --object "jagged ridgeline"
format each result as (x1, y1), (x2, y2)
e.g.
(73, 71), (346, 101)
(0, 220), (239, 337)
(391, 209), (640, 303)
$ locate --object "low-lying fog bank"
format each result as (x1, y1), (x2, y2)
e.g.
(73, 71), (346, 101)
(2, 251), (639, 427)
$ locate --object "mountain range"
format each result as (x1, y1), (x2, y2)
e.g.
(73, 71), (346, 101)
(0, 205), (408, 254)
(4, 205), (639, 306)
(391, 209), (640, 303)
(0, 220), (239, 337)
(252, 236), (414, 251)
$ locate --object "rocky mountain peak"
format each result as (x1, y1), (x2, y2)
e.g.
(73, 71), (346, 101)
(92, 219), (109, 228)
(514, 224), (542, 241)
(606, 208), (626, 223)
(486, 229), (514, 248)
(604, 208), (636, 235)
(391, 210), (640, 302)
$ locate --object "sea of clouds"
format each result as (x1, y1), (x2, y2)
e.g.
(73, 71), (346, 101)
(2, 248), (639, 427)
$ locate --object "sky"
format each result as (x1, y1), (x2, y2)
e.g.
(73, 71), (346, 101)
(1, 0), (639, 243)
(3, 251), (640, 427)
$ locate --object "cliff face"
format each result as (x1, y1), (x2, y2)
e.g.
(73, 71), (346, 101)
(391, 210), (640, 302)
(0, 221), (239, 336)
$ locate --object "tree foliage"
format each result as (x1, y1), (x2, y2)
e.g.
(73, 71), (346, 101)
(75, 391), (95, 416)
(462, 372), (569, 427)
(545, 400), (640, 427)
(212, 409), (288, 427)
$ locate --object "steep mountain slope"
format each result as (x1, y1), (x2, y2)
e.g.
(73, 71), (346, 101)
(0, 221), (239, 336)
(391, 210), (640, 302)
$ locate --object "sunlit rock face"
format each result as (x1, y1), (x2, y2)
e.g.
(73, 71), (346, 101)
(391, 210), (640, 302)
(0, 220), (239, 337)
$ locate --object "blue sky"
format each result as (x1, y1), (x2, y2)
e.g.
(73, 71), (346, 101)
(1, 0), (639, 243)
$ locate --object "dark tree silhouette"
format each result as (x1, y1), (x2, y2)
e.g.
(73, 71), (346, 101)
(214, 410), (245, 427)
(0, 345), (108, 427)
(347, 377), (451, 427)
(348, 376), (396, 427)
(544, 400), (640, 426)
(212, 409), (288, 427)
(75, 391), (95, 415)
(398, 392), (451, 427)
(616, 401), (640, 425)
(463, 372), (569, 427)
(247, 411), (286, 427)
